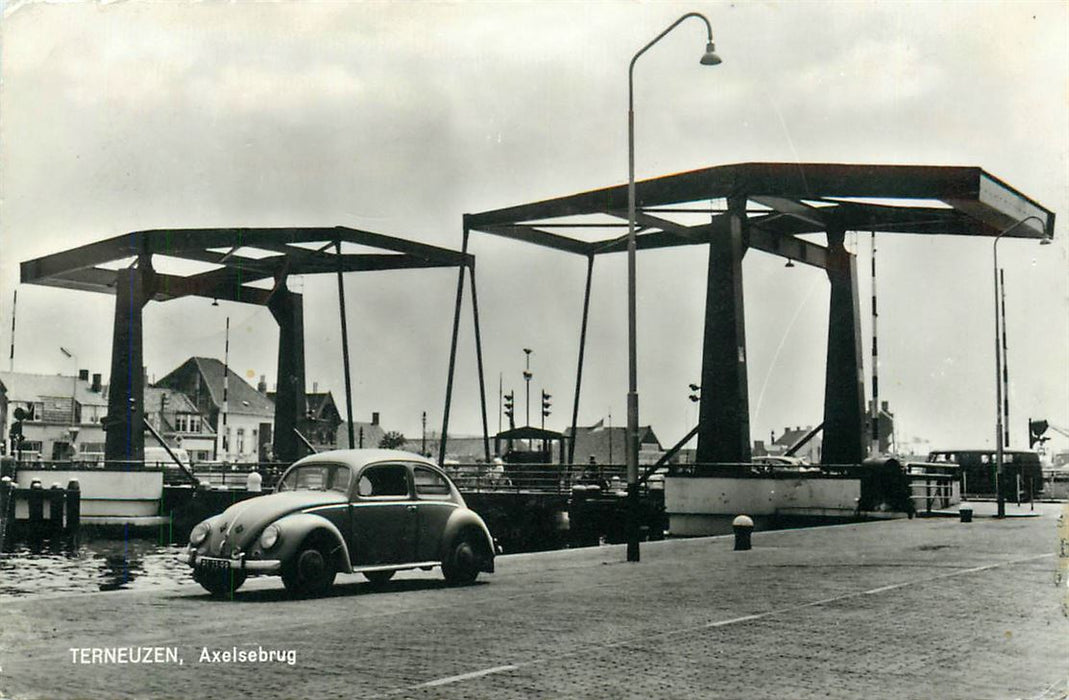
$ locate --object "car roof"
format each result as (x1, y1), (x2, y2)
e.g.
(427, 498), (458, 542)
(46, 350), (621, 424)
(291, 448), (439, 471)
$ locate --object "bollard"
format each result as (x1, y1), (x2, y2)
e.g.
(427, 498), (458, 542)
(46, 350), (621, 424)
(245, 471), (262, 493)
(0, 476), (12, 548)
(0, 476), (13, 528)
(28, 479), (44, 526)
(959, 503), (973, 523)
(65, 478), (81, 533)
(733, 514), (754, 551)
(49, 483), (65, 535)
(0, 475), (12, 509)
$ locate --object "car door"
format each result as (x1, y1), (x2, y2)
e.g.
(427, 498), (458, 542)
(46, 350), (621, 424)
(349, 463), (417, 566)
(411, 464), (458, 562)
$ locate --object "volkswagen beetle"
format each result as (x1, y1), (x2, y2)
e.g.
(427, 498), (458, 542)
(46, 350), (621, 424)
(182, 449), (496, 597)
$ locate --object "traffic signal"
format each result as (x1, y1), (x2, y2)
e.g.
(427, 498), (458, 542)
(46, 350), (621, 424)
(541, 391), (552, 418)
(1029, 418), (1050, 448)
(10, 405), (33, 451)
(503, 391), (515, 423)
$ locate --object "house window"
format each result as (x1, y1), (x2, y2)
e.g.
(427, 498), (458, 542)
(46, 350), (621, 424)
(51, 441), (73, 461)
(20, 440), (43, 455)
(236, 428), (246, 454)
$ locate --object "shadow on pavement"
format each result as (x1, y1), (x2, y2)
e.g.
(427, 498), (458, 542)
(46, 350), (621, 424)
(179, 576), (488, 603)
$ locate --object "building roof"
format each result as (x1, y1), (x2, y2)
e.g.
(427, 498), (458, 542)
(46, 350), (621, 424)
(268, 391), (341, 425)
(567, 420), (661, 466)
(0, 371), (109, 407)
(144, 387), (200, 415)
(340, 421), (388, 450)
(774, 427), (817, 447)
(158, 357), (275, 417)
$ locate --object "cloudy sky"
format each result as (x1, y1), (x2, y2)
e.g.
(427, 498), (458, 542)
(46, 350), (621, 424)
(1, 1), (1066, 457)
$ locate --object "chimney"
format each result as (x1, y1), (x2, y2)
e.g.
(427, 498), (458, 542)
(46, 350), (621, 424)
(91, 373), (102, 393)
(257, 374), (267, 394)
(881, 401), (889, 412)
(371, 412), (380, 426)
(312, 381), (319, 394)
(78, 369), (89, 381)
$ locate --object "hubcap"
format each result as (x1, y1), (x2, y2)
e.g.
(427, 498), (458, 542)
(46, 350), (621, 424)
(298, 550), (325, 580)
(456, 542), (475, 570)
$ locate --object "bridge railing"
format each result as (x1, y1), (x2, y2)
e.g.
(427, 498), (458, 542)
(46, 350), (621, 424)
(446, 463), (634, 495)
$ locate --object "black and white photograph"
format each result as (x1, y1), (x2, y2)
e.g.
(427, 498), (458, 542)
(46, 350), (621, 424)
(0, 1), (1067, 698)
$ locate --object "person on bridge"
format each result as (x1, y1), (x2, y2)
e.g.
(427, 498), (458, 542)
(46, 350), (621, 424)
(580, 457), (608, 491)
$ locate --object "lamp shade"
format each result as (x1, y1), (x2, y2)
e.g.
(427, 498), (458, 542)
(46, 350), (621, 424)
(700, 42), (722, 66)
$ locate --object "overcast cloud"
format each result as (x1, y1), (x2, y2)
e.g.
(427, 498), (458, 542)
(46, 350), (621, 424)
(0, 1), (1066, 455)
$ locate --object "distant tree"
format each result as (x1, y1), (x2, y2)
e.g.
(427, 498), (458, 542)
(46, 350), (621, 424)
(378, 431), (407, 450)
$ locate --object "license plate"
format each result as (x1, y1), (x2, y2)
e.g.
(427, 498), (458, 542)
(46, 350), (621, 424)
(198, 558), (230, 571)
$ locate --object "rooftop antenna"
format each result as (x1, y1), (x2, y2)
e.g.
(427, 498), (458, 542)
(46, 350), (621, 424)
(8, 289), (16, 371)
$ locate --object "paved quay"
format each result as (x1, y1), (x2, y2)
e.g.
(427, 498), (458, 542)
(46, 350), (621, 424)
(1, 503), (1066, 700)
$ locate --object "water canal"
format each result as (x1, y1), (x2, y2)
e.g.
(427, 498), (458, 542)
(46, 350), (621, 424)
(0, 535), (188, 598)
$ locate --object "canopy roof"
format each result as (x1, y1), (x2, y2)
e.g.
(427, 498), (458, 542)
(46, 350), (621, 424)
(496, 426), (564, 441)
(20, 227), (472, 305)
(466, 162), (1055, 269)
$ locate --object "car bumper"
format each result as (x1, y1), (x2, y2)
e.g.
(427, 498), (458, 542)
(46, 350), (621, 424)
(182, 551), (282, 574)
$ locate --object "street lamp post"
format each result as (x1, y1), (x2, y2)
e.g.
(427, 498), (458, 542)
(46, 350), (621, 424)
(59, 346), (78, 425)
(992, 215), (1051, 518)
(626, 12), (721, 563)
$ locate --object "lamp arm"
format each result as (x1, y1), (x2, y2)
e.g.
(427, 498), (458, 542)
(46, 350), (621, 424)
(628, 12), (714, 110)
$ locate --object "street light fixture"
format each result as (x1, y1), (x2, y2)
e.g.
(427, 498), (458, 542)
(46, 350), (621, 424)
(626, 11), (720, 563)
(522, 348), (533, 428)
(992, 215), (1050, 518)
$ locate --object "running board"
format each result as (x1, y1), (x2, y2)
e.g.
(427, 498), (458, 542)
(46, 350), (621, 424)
(347, 561), (440, 574)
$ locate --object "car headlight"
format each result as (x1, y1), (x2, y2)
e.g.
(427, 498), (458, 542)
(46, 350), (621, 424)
(259, 524), (281, 550)
(190, 521), (211, 547)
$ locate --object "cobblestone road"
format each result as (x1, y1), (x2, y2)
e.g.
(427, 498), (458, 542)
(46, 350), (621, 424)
(1, 504), (1066, 699)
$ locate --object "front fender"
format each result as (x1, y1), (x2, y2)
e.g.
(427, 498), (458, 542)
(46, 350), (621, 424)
(440, 509), (496, 572)
(268, 513), (353, 573)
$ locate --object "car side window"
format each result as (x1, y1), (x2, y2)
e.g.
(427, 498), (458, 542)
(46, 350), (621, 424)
(356, 464), (411, 500)
(413, 466), (452, 500)
(330, 466), (352, 493)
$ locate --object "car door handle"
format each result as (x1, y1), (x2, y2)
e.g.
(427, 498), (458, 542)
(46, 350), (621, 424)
(407, 505), (418, 512)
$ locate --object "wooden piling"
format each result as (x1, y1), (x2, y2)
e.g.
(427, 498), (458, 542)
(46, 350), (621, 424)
(66, 478), (81, 533)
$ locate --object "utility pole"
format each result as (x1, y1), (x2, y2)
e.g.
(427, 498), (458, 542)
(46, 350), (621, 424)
(222, 316), (230, 460)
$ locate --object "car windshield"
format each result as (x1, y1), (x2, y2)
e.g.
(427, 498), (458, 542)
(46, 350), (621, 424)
(277, 465), (352, 493)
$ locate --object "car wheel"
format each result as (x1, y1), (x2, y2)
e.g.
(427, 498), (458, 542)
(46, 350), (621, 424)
(194, 568), (247, 597)
(282, 541), (337, 597)
(441, 534), (480, 586)
(363, 570), (395, 586)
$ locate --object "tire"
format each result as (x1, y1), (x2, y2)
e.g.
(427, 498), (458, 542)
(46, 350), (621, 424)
(363, 570), (395, 586)
(281, 541), (337, 597)
(441, 534), (480, 586)
(194, 568), (247, 597)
